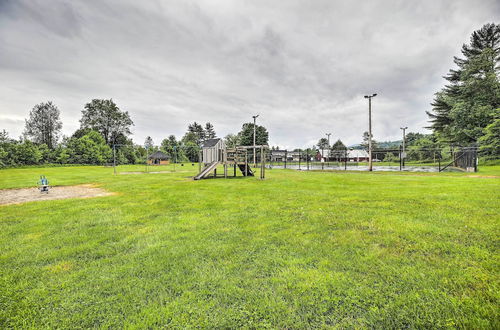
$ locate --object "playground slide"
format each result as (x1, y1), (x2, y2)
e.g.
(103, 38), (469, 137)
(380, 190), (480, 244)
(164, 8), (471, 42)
(238, 164), (254, 176)
(194, 161), (219, 180)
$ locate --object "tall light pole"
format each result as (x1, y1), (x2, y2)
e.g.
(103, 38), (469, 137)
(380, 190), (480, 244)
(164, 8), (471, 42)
(364, 93), (377, 171)
(325, 133), (331, 161)
(400, 126), (408, 167)
(252, 114), (259, 167)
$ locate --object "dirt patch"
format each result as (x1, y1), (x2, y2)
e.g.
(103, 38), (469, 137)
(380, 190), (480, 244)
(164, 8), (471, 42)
(0, 184), (114, 206)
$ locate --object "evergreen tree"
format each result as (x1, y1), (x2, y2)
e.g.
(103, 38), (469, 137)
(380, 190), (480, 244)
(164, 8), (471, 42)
(144, 136), (154, 150)
(331, 139), (346, 150)
(161, 135), (178, 157)
(204, 122), (216, 139)
(479, 116), (500, 158)
(24, 101), (62, 149)
(187, 122), (205, 145)
(427, 23), (500, 145)
(237, 123), (269, 146)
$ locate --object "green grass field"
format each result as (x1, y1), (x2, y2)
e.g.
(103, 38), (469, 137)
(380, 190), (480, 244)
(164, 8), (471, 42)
(1, 165), (499, 328)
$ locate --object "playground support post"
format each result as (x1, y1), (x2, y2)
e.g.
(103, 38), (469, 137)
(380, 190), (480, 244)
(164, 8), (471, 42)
(252, 114), (259, 168)
(245, 149), (248, 176)
(198, 150), (202, 173)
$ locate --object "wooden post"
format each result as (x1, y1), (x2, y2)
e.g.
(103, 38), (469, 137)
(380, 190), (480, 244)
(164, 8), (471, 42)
(245, 149), (248, 176)
(224, 148), (227, 178)
(198, 150), (202, 173)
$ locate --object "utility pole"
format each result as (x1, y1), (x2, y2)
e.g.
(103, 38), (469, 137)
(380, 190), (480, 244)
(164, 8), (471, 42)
(252, 114), (259, 167)
(326, 133), (331, 146)
(326, 132), (331, 162)
(400, 126), (408, 167)
(364, 93), (377, 171)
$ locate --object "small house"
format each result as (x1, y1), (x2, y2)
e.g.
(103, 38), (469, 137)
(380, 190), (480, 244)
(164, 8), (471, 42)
(202, 138), (226, 164)
(148, 151), (170, 165)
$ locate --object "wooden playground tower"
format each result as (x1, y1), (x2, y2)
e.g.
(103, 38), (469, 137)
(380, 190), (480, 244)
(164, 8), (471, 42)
(194, 138), (268, 180)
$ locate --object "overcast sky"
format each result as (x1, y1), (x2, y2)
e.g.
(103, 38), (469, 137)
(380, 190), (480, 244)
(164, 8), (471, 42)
(0, 0), (498, 148)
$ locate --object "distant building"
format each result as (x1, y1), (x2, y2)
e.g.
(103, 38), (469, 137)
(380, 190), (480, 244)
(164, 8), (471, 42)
(315, 149), (331, 161)
(270, 150), (303, 162)
(315, 149), (369, 162)
(148, 151), (170, 165)
(270, 150), (287, 162)
(346, 149), (369, 162)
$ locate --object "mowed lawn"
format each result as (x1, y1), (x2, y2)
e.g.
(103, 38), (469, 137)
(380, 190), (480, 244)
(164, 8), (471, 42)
(0, 165), (499, 328)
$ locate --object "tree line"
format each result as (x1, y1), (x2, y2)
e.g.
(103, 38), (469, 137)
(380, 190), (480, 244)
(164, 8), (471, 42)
(0, 99), (270, 167)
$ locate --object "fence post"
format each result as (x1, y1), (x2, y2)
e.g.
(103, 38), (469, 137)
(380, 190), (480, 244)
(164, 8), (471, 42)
(344, 148), (347, 170)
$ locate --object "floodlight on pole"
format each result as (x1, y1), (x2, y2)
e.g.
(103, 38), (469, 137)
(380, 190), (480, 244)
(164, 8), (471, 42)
(363, 93), (377, 171)
(252, 115), (259, 167)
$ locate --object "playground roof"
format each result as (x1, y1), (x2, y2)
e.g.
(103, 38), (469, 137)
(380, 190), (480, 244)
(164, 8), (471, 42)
(148, 151), (170, 160)
(202, 138), (221, 148)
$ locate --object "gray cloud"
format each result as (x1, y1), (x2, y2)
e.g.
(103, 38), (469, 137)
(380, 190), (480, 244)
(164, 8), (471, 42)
(1, 0), (499, 148)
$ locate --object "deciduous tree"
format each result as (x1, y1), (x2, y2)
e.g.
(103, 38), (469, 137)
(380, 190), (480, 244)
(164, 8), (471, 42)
(24, 101), (62, 149)
(80, 99), (133, 146)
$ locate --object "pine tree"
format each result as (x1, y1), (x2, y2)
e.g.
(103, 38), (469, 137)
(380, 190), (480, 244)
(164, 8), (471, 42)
(331, 139), (346, 150)
(187, 122), (205, 144)
(204, 122), (216, 139)
(427, 23), (500, 145)
(144, 136), (154, 150)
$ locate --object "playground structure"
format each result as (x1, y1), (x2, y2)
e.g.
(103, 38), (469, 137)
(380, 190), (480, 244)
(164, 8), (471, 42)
(38, 175), (50, 193)
(194, 138), (268, 180)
